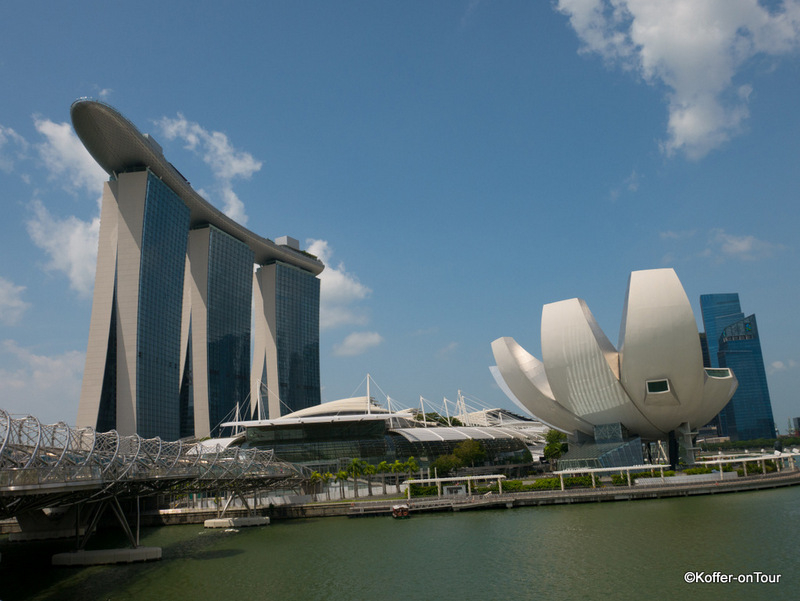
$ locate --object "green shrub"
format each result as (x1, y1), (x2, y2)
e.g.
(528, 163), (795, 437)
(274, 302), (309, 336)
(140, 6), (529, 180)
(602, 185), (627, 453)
(530, 477), (561, 490)
(500, 479), (525, 492)
(409, 484), (439, 497)
(563, 475), (598, 488)
(683, 466), (713, 475)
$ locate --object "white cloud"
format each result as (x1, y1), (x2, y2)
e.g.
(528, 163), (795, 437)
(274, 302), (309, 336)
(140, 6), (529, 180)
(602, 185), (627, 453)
(26, 199), (99, 297)
(769, 359), (797, 374)
(34, 118), (106, 196)
(0, 124), (28, 173)
(0, 277), (30, 325)
(610, 169), (642, 199)
(220, 187), (248, 226)
(623, 169), (640, 192)
(660, 229), (696, 240)
(155, 114), (262, 225)
(461, 0), (482, 28)
(307, 239), (373, 330)
(437, 341), (459, 359)
(556, 0), (800, 158)
(661, 228), (779, 264)
(333, 331), (384, 357)
(0, 340), (84, 422)
(706, 228), (778, 261)
(6, 118), (106, 298)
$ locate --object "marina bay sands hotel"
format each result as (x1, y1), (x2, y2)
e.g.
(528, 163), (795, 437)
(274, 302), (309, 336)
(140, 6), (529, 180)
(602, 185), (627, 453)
(72, 100), (324, 441)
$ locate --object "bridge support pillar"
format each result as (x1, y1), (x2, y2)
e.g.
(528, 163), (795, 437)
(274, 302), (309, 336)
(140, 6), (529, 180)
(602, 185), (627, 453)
(8, 507), (85, 542)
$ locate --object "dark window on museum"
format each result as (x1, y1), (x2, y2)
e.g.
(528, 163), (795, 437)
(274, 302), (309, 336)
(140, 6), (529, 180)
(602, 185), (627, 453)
(646, 379), (670, 394)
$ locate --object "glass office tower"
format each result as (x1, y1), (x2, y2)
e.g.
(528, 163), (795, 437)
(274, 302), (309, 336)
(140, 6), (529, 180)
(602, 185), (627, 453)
(700, 293), (743, 367)
(82, 170), (190, 440)
(136, 174), (191, 439)
(717, 315), (775, 440)
(204, 226), (253, 435)
(252, 261), (321, 418)
(700, 294), (775, 440)
(180, 225), (254, 437)
(274, 262), (320, 414)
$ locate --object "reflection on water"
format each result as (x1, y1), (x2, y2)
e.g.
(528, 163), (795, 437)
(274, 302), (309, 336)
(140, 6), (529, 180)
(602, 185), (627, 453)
(2, 486), (799, 601)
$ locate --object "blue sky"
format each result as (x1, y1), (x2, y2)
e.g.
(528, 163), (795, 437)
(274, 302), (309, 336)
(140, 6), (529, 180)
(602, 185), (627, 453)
(1, 1), (799, 433)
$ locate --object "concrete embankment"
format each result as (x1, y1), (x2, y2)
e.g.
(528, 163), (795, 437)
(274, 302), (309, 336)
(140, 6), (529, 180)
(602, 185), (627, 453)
(4, 471), (799, 535)
(141, 470), (800, 524)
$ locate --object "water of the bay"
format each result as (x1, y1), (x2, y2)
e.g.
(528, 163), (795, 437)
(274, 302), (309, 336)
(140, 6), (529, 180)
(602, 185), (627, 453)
(2, 485), (798, 601)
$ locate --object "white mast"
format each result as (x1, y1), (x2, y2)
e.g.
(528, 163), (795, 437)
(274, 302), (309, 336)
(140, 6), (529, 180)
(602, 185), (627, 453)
(457, 390), (467, 425)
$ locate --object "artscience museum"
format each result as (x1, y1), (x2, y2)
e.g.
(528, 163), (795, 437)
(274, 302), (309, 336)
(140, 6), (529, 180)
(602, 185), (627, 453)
(491, 268), (738, 468)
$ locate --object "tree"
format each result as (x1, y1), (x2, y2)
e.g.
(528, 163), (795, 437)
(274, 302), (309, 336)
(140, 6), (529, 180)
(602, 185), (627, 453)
(309, 471), (323, 496)
(362, 463), (377, 497)
(321, 472), (334, 501)
(430, 453), (461, 477)
(391, 459), (406, 488)
(453, 439), (486, 468)
(543, 429), (568, 464)
(347, 458), (366, 499)
(405, 456), (419, 481)
(335, 470), (349, 500)
(377, 461), (391, 495)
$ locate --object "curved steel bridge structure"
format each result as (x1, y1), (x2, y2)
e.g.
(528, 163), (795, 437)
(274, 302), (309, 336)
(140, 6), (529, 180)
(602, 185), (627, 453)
(0, 409), (305, 521)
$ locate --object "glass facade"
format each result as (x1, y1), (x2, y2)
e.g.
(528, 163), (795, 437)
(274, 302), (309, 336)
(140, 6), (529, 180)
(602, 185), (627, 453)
(557, 438), (644, 470)
(87, 172), (321, 441)
(700, 294), (775, 441)
(96, 288), (118, 433)
(243, 420), (530, 472)
(179, 327), (194, 439)
(205, 226), (254, 435)
(273, 262), (321, 415)
(718, 315), (775, 440)
(700, 293), (744, 369)
(136, 172), (190, 440)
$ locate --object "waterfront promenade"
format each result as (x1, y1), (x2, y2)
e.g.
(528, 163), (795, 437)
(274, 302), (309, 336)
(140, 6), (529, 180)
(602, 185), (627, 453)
(126, 467), (800, 525)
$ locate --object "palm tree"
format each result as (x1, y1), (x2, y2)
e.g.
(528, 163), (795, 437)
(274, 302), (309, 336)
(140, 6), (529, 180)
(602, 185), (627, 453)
(348, 458), (366, 499)
(321, 471), (334, 501)
(405, 456), (419, 482)
(362, 463), (377, 497)
(335, 470), (349, 500)
(309, 470), (322, 497)
(377, 461), (390, 495)
(391, 459), (405, 490)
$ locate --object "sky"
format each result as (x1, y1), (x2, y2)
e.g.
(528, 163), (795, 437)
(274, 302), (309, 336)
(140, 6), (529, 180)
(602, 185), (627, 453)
(1, 1), (799, 433)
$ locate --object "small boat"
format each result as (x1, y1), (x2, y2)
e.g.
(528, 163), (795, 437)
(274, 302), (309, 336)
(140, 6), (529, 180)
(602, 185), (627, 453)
(392, 504), (410, 518)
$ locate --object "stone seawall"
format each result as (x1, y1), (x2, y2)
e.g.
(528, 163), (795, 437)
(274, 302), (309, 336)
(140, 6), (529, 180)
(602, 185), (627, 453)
(4, 470), (798, 534)
(143, 469), (800, 524)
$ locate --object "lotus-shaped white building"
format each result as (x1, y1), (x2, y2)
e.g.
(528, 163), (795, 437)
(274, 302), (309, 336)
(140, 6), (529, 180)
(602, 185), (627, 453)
(491, 269), (738, 445)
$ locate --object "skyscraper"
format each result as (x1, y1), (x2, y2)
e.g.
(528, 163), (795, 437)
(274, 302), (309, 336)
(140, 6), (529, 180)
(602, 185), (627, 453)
(700, 294), (775, 441)
(252, 241), (321, 419)
(180, 225), (254, 438)
(72, 99), (324, 440)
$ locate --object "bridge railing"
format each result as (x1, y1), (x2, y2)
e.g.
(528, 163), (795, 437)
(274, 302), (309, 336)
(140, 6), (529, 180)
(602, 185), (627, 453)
(0, 409), (305, 495)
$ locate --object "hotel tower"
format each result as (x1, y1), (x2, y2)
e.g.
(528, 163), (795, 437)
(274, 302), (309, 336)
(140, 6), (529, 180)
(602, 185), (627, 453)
(72, 100), (323, 440)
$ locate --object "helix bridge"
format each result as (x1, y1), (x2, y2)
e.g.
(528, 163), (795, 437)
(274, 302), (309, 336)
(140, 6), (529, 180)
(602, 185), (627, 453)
(0, 409), (306, 554)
